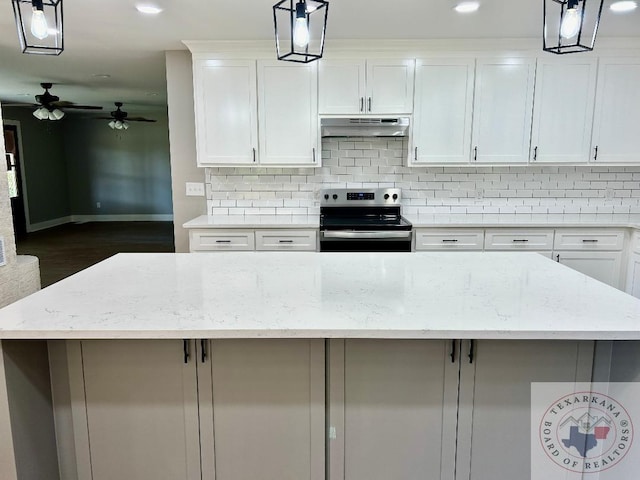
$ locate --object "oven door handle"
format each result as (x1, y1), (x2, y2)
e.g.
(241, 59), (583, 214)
(321, 230), (412, 239)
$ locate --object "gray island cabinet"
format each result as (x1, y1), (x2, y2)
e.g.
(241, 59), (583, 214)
(1, 252), (640, 480)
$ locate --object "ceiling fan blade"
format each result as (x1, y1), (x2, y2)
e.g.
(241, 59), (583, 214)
(50, 100), (75, 108)
(62, 105), (103, 110)
(2, 102), (40, 108)
(127, 117), (157, 122)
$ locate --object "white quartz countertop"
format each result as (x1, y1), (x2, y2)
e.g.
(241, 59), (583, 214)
(183, 214), (319, 229)
(182, 213), (640, 230)
(1, 252), (640, 340)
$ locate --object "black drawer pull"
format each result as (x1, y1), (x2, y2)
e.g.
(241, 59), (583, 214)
(512, 239), (529, 243)
(442, 239), (459, 243)
(582, 239), (599, 243)
(215, 240), (231, 243)
(278, 240), (294, 243)
(183, 340), (190, 364)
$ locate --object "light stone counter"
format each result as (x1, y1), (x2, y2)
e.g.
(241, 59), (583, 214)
(183, 214), (319, 229)
(405, 213), (640, 229)
(0, 252), (639, 340)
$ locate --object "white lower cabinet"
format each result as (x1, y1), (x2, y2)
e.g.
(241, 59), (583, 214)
(414, 228), (484, 251)
(255, 229), (317, 251)
(189, 229), (255, 252)
(555, 251), (624, 288)
(626, 252), (640, 298)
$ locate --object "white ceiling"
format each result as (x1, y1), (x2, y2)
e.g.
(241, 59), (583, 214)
(0, 0), (638, 113)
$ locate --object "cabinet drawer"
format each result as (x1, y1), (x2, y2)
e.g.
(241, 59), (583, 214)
(553, 230), (625, 251)
(414, 229), (484, 250)
(255, 230), (317, 251)
(190, 230), (255, 251)
(484, 230), (554, 250)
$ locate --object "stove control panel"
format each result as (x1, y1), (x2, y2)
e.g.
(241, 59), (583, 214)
(320, 188), (402, 206)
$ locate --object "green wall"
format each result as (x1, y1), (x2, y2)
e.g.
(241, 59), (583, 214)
(2, 107), (172, 227)
(3, 107), (70, 225)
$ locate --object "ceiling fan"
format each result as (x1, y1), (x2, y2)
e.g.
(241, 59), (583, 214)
(95, 102), (157, 130)
(3, 83), (103, 121)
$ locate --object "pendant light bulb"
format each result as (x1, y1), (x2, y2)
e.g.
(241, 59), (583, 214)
(108, 120), (116, 129)
(293, 1), (309, 48)
(30, 7), (49, 40)
(560, 2), (582, 39)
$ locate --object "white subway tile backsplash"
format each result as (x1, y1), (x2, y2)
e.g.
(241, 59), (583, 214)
(204, 137), (640, 216)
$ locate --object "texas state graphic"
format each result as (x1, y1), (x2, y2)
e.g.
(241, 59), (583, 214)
(561, 416), (611, 458)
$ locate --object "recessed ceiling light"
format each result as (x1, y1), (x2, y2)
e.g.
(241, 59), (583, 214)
(610, 1), (637, 12)
(136, 4), (163, 15)
(145, 92), (159, 96)
(454, 1), (480, 13)
(92, 74), (111, 79)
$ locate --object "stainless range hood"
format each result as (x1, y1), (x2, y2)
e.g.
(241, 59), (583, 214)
(320, 117), (410, 137)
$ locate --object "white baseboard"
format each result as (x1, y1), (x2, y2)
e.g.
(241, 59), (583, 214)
(27, 214), (173, 231)
(27, 216), (73, 232)
(71, 214), (174, 223)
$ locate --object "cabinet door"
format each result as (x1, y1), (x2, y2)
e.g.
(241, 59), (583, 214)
(258, 61), (319, 165)
(626, 252), (640, 297)
(319, 60), (365, 114)
(412, 59), (475, 164)
(198, 339), (325, 480)
(530, 57), (597, 163)
(365, 59), (415, 114)
(193, 59), (258, 166)
(592, 58), (640, 163)
(457, 340), (594, 480)
(471, 58), (536, 164)
(74, 340), (201, 480)
(328, 339), (459, 480)
(556, 251), (624, 289)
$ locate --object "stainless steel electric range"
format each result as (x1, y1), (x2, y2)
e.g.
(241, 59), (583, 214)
(319, 188), (412, 252)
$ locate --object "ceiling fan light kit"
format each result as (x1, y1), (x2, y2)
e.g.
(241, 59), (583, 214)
(99, 102), (156, 131)
(11, 0), (64, 55)
(273, 0), (329, 63)
(543, 0), (604, 54)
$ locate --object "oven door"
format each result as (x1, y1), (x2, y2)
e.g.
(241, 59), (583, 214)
(320, 230), (413, 252)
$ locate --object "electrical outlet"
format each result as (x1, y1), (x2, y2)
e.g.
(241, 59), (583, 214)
(96, 202), (101, 209)
(605, 188), (615, 200)
(186, 182), (205, 197)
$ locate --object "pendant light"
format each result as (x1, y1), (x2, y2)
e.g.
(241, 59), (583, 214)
(543, 0), (604, 54)
(273, 0), (329, 63)
(11, 0), (64, 55)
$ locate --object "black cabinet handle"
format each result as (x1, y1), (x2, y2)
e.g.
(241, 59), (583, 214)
(252, 148), (256, 162)
(442, 239), (459, 243)
(533, 146), (538, 161)
(512, 239), (529, 243)
(183, 340), (190, 364)
(360, 97), (364, 112)
(279, 239), (294, 243)
(594, 146), (598, 161)
(215, 240), (231, 243)
(313, 148), (316, 163)
(468, 339), (475, 364)
(473, 146), (478, 161)
(200, 339), (207, 363)
(414, 146), (418, 161)
(368, 97), (372, 112)
(556, 254), (560, 263)
(450, 340), (456, 363)
(582, 239), (599, 243)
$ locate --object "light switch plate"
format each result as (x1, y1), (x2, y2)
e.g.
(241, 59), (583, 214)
(186, 182), (205, 197)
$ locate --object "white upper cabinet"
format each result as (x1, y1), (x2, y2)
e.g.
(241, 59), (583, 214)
(591, 57), (640, 163)
(318, 59), (414, 114)
(471, 58), (536, 164)
(257, 61), (319, 165)
(530, 57), (597, 164)
(318, 60), (366, 114)
(193, 59), (258, 166)
(411, 58), (475, 164)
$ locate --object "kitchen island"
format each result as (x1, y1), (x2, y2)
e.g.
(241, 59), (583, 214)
(1, 252), (639, 480)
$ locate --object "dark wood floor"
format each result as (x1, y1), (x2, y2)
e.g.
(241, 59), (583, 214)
(16, 222), (175, 287)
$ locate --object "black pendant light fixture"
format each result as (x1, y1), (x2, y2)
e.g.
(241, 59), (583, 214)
(273, 0), (329, 63)
(543, 0), (604, 54)
(11, 0), (64, 55)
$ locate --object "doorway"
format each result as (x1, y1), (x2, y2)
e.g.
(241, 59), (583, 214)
(3, 124), (27, 238)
